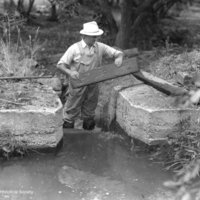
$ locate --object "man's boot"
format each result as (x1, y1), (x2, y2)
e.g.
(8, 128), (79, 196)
(63, 121), (74, 129)
(83, 118), (95, 130)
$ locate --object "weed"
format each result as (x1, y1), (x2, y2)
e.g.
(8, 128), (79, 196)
(0, 14), (42, 77)
(150, 50), (200, 82)
(0, 128), (28, 159)
(150, 131), (200, 200)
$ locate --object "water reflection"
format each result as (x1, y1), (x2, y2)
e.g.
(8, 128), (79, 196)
(0, 131), (172, 200)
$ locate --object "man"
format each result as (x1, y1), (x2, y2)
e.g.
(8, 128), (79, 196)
(57, 21), (123, 130)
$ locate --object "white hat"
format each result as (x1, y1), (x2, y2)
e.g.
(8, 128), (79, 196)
(80, 21), (104, 36)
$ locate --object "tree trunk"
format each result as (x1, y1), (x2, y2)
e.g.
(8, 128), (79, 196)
(49, 4), (58, 21)
(115, 0), (133, 49)
(96, 0), (118, 36)
(17, 0), (35, 19)
(17, 0), (25, 15)
(26, 0), (35, 16)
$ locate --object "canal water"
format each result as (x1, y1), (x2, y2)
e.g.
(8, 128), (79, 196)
(0, 130), (173, 200)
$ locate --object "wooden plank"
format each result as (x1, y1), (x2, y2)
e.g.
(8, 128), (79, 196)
(0, 75), (53, 80)
(133, 70), (187, 95)
(71, 57), (138, 88)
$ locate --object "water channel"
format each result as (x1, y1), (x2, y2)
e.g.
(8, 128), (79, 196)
(0, 130), (173, 200)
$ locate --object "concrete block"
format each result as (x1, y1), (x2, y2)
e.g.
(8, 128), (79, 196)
(0, 84), (63, 149)
(106, 78), (143, 130)
(115, 84), (200, 144)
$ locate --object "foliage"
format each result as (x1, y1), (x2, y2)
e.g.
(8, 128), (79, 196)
(115, 0), (194, 49)
(150, 49), (200, 82)
(0, 14), (42, 77)
(153, 132), (200, 200)
(149, 48), (200, 200)
(0, 128), (28, 159)
(47, 0), (80, 22)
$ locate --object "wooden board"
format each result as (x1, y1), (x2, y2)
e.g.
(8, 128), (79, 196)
(71, 57), (138, 88)
(133, 70), (187, 95)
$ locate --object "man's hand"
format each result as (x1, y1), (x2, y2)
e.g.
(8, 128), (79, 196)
(114, 54), (123, 67)
(57, 63), (79, 79)
(70, 71), (79, 79)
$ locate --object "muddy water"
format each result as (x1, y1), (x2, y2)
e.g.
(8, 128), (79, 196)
(0, 131), (172, 200)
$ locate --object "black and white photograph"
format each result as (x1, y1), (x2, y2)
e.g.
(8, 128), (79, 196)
(0, 0), (199, 199)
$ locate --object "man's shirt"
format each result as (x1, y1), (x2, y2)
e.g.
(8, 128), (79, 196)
(58, 40), (122, 69)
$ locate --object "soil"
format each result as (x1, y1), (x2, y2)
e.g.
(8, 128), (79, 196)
(0, 80), (59, 109)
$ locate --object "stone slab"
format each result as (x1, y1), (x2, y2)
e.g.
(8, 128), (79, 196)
(115, 84), (200, 144)
(0, 84), (63, 149)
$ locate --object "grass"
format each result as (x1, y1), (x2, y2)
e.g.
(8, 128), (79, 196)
(0, 15), (42, 77)
(149, 131), (200, 200)
(0, 128), (28, 159)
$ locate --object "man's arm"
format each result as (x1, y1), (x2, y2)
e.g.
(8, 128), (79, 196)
(99, 42), (124, 67)
(57, 63), (79, 79)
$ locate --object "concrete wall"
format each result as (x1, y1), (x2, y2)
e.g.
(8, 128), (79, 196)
(0, 86), (63, 150)
(109, 83), (200, 145)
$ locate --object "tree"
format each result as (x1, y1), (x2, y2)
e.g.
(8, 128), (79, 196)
(51, 0), (192, 49)
(115, 0), (193, 49)
(115, 0), (134, 49)
(95, 0), (118, 37)
(17, 0), (35, 20)
(47, 0), (58, 21)
(48, 0), (80, 22)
